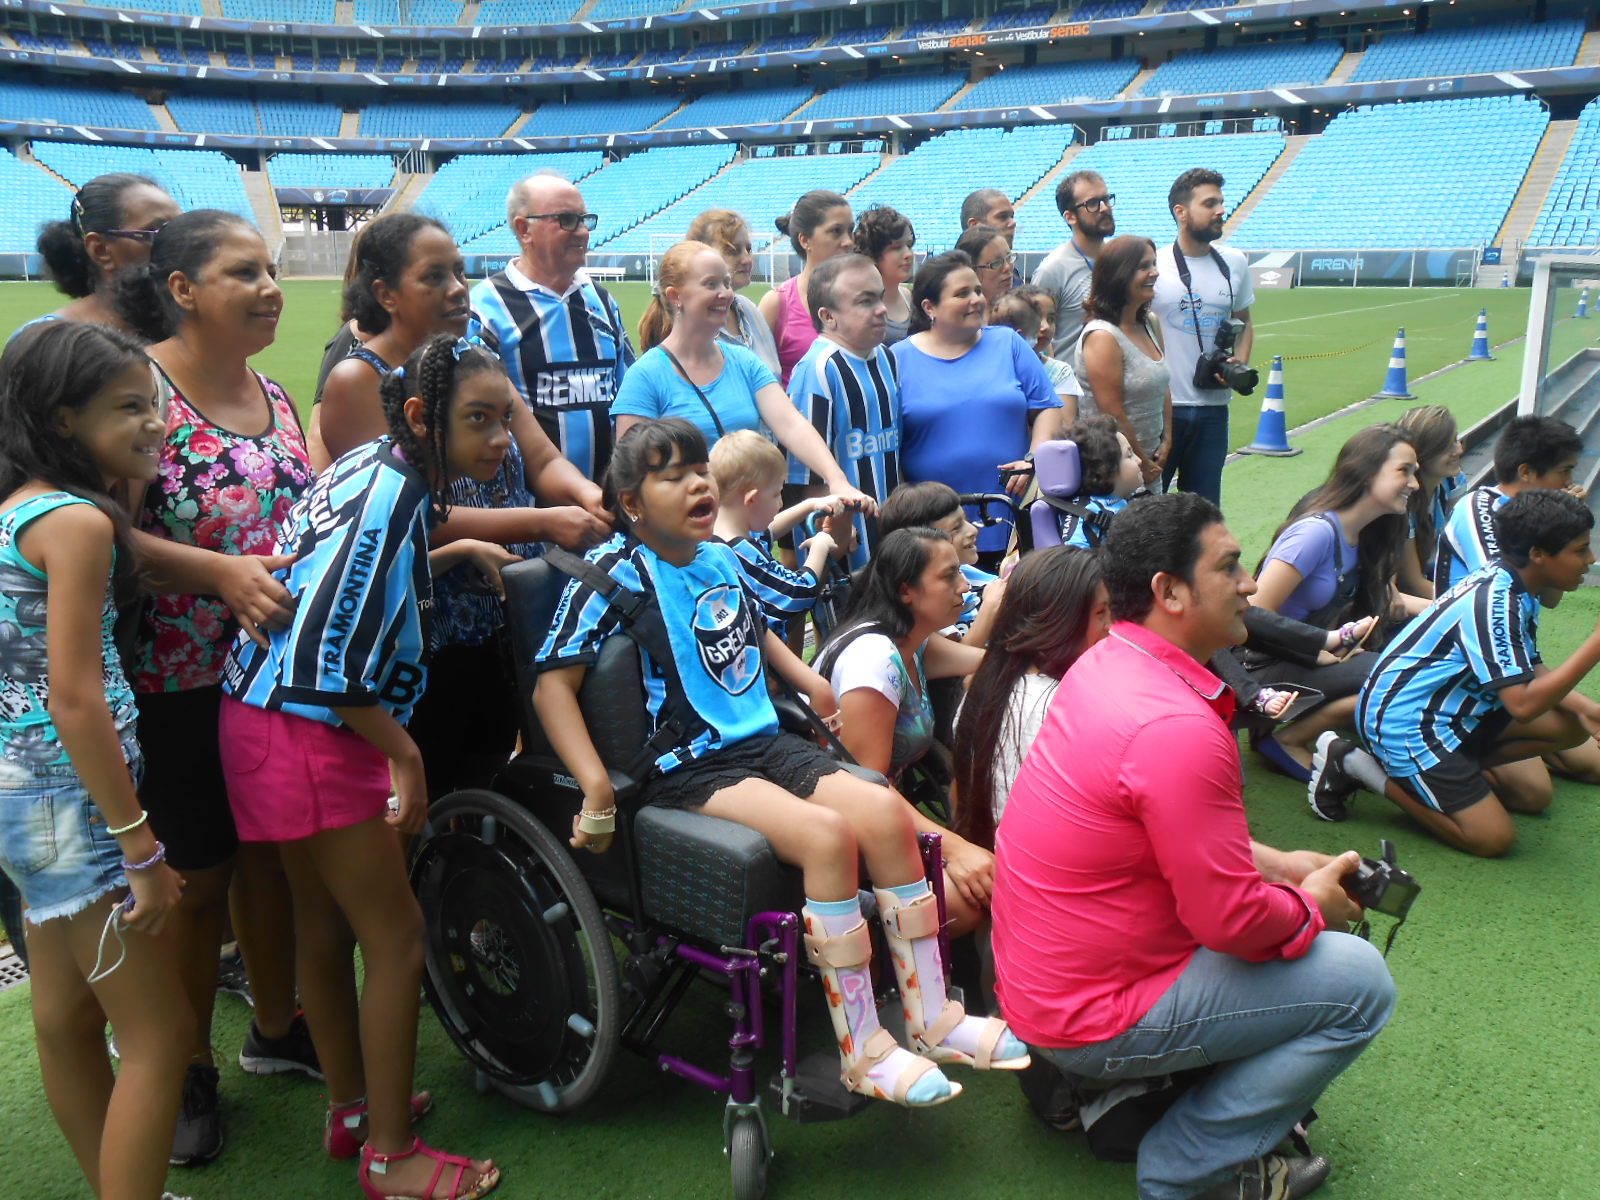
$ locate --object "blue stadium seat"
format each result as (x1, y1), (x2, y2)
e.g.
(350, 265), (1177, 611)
(1527, 97), (1600, 248)
(476, 0), (580, 22)
(954, 59), (1140, 110)
(360, 99), (521, 139)
(654, 85), (812, 131)
(267, 154), (394, 189)
(1012, 129), (1286, 253)
(167, 93), (260, 136)
(0, 148), (76, 254)
(680, 39), (748, 62)
(1350, 19), (1584, 82)
(753, 34), (816, 53)
(903, 17), (972, 38)
(559, 144), (738, 250)
(352, 0), (465, 22)
(1069, 0), (1142, 18)
(32, 141), (255, 224)
(984, 5), (1056, 29)
(1233, 95), (1547, 249)
(0, 80), (153, 130)
(801, 73), (965, 122)
(587, 0), (685, 19)
(220, 0), (336, 20)
(521, 95), (679, 138)
(413, 151), (606, 251)
(1140, 42), (1342, 96)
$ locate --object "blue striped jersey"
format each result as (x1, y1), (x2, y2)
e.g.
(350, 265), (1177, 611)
(470, 264), (634, 482)
(536, 534), (778, 775)
(1409, 471), (1466, 583)
(1057, 494), (1126, 549)
(1434, 483), (1508, 593)
(222, 439), (433, 728)
(721, 532), (822, 636)
(1356, 561), (1540, 776)
(784, 336), (901, 569)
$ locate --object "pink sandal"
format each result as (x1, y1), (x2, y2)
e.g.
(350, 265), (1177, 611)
(358, 1137), (499, 1200)
(325, 1092), (435, 1159)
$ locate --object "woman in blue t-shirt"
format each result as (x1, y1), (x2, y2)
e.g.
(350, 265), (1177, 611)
(1246, 424), (1426, 780)
(892, 251), (1063, 568)
(612, 241), (873, 514)
(535, 418), (1029, 1110)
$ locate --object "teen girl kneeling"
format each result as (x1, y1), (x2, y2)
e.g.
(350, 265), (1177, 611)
(533, 417), (1030, 1108)
(0, 322), (191, 1200)
(219, 333), (508, 1200)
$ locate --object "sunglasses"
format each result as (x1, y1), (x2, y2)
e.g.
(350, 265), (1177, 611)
(102, 225), (166, 243)
(523, 211), (599, 232)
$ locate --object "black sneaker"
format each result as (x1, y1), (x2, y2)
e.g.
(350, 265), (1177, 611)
(1307, 732), (1360, 823)
(169, 1063), (223, 1167)
(1194, 1154), (1331, 1200)
(215, 947), (253, 1007)
(238, 1012), (324, 1080)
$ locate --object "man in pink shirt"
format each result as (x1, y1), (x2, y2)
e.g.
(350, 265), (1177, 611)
(992, 493), (1395, 1200)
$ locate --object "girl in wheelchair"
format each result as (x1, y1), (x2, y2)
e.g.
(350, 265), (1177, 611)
(533, 417), (1030, 1109)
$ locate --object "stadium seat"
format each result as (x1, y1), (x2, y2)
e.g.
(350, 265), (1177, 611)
(0, 79), (153, 130)
(520, 95), (680, 138)
(801, 73), (965, 123)
(267, 153), (394, 190)
(1527, 97), (1600, 248)
(360, 99), (521, 139)
(413, 151), (606, 251)
(1350, 19), (1584, 83)
(1140, 42), (1342, 97)
(654, 85), (812, 131)
(0, 148), (76, 254)
(954, 59), (1141, 110)
(31, 142), (255, 226)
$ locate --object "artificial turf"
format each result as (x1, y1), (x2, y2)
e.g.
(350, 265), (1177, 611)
(1, 281), (1598, 1199)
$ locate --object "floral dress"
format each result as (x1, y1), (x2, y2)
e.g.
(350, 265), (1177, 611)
(131, 369), (313, 694)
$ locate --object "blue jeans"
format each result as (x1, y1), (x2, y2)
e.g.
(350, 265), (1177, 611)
(1162, 405), (1229, 505)
(1037, 933), (1395, 1200)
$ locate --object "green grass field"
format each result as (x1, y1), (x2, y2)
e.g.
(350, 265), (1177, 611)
(2, 281), (1600, 1200)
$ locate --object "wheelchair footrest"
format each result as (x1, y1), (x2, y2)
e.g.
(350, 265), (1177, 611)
(769, 1050), (873, 1124)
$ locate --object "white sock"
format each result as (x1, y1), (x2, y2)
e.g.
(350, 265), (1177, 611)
(1343, 746), (1390, 793)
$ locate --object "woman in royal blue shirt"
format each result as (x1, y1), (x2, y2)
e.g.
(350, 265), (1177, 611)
(892, 251), (1062, 568)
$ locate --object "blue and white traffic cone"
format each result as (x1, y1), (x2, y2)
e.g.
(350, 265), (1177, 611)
(1499, 274), (1510, 287)
(1466, 308), (1494, 361)
(1240, 356), (1302, 457)
(1372, 327), (1415, 399)
(1578, 289), (1590, 319)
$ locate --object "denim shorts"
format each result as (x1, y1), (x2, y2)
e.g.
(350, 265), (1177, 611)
(0, 757), (137, 926)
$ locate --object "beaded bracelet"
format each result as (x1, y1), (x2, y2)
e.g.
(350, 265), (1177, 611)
(107, 810), (149, 837)
(121, 841), (167, 872)
(576, 807), (617, 835)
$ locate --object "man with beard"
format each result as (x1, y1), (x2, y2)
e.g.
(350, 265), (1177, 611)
(1031, 170), (1116, 358)
(1152, 168), (1254, 506)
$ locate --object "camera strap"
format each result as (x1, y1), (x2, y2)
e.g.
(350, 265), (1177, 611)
(1170, 242), (1236, 360)
(1353, 911), (1408, 958)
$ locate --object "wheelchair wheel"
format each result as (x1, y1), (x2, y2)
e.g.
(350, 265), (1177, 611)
(412, 788), (621, 1113)
(727, 1112), (770, 1200)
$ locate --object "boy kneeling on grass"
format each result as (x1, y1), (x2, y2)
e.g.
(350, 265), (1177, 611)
(1312, 489), (1600, 857)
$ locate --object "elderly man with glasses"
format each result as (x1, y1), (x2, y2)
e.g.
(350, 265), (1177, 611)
(1032, 170), (1117, 358)
(471, 172), (636, 482)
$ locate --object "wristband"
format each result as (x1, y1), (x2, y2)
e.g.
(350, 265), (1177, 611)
(121, 840), (166, 872)
(577, 806), (617, 835)
(107, 810), (149, 837)
(822, 712), (845, 735)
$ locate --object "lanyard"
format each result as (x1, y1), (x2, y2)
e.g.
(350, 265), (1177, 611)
(1170, 243), (1236, 358)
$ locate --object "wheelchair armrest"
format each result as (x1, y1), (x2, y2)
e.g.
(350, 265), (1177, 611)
(838, 761), (887, 787)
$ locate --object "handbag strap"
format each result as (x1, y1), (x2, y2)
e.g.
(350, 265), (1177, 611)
(658, 345), (727, 439)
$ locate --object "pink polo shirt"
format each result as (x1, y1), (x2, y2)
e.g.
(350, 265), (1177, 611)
(991, 621), (1323, 1049)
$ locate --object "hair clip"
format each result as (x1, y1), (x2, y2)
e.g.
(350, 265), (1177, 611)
(70, 193), (86, 237)
(450, 336), (476, 361)
(391, 365), (406, 382)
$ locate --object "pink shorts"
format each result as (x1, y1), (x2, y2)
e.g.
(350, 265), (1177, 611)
(219, 696), (390, 842)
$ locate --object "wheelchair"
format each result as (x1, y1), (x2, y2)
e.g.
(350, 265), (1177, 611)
(409, 556), (956, 1200)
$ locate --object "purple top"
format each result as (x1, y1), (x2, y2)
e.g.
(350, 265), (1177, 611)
(1263, 511), (1359, 625)
(774, 275), (819, 388)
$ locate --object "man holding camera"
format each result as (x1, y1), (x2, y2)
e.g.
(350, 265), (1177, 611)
(992, 493), (1395, 1200)
(1152, 169), (1256, 505)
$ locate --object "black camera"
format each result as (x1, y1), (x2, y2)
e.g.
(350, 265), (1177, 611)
(1341, 839), (1420, 920)
(1192, 317), (1260, 396)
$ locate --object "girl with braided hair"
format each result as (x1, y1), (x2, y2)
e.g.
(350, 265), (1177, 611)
(219, 332), (510, 1199)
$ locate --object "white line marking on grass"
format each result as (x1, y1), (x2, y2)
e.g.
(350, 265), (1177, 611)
(1254, 293), (1454, 330)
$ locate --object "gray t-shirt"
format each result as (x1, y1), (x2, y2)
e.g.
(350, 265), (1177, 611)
(1032, 240), (1096, 358)
(1073, 318), (1170, 459)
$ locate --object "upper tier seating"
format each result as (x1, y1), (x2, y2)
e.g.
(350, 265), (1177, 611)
(0, 148), (74, 254)
(1012, 129), (1285, 254)
(267, 153), (394, 189)
(1528, 97), (1600, 248)
(654, 85), (812, 131)
(476, 0), (580, 22)
(0, 80), (152, 130)
(1140, 41), (1343, 96)
(106, 0), (203, 13)
(479, 143), (739, 254)
(360, 99), (521, 138)
(167, 93), (261, 136)
(1069, 0), (1142, 18)
(413, 151), (605, 249)
(754, 34), (816, 53)
(680, 39), (749, 62)
(521, 95), (679, 138)
(801, 73), (965, 122)
(33, 141), (255, 223)
(850, 125), (1078, 254)
(954, 58), (1140, 109)
(984, 6), (1056, 30)
(257, 99), (343, 138)
(903, 17), (972, 38)
(351, 0), (465, 22)
(219, 0), (336, 20)
(588, 0), (686, 19)
(598, 151), (881, 255)
(1233, 95), (1547, 249)
(826, 26), (891, 47)
(1349, 19), (1584, 82)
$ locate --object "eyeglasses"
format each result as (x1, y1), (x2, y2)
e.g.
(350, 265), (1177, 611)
(978, 252), (1018, 272)
(522, 211), (599, 232)
(102, 226), (165, 243)
(1071, 194), (1116, 213)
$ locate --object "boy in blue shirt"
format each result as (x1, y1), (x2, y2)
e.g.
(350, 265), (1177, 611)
(1313, 489), (1600, 856)
(1434, 415), (1582, 591)
(712, 429), (852, 637)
